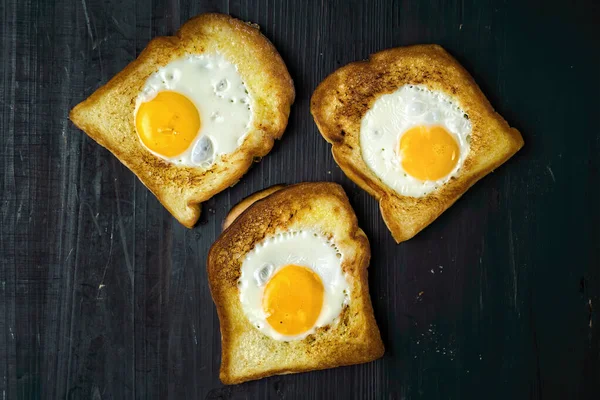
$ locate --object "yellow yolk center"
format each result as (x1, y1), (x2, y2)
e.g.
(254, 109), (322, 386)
(262, 264), (324, 336)
(398, 125), (460, 181)
(135, 91), (201, 157)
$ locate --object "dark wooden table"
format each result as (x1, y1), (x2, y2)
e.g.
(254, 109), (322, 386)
(1, 0), (599, 399)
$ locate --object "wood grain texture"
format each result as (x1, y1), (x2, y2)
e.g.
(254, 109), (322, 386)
(0, 0), (598, 399)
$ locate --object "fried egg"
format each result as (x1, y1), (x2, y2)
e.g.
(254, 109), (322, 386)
(134, 53), (253, 167)
(238, 231), (349, 341)
(360, 84), (472, 197)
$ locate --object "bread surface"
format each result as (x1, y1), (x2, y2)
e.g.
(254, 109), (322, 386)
(208, 182), (384, 384)
(311, 45), (523, 242)
(70, 13), (295, 227)
(222, 184), (286, 231)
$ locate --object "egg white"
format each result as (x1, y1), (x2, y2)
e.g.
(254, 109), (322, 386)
(238, 231), (350, 341)
(135, 53), (254, 168)
(360, 84), (472, 197)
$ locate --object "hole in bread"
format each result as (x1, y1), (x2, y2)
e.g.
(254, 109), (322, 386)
(342, 312), (350, 326)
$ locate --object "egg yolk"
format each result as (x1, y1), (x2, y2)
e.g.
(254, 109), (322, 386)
(398, 125), (460, 181)
(262, 264), (324, 336)
(135, 91), (201, 157)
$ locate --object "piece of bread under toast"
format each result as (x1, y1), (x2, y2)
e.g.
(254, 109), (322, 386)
(208, 182), (384, 384)
(311, 45), (524, 243)
(221, 184), (286, 231)
(70, 13), (295, 228)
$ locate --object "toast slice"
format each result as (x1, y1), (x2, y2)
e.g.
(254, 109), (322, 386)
(208, 182), (384, 384)
(70, 13), (294, 227)
(311, 45), (523, 243)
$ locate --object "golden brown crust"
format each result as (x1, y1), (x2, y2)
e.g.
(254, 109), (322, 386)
(70, 13), (295, 228)
(222, 184), (286, 231)
(311, 45), (524, 242)
(207, 182), (384, 384)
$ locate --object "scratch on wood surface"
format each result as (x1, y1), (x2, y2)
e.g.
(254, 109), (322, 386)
(508, 212), (519, 317)
(97, 226), (114, 299)
(15, 201), (22, 223)
(80, 0), (104, 77)
(80, 0), (94, 44)
(546, 165), (555, 182)
(191, 322), (198, 345)
(110, 16), (121, 30)
(65, 248), (74, 263)
(590, 299), (594, 328)
(110, 16), (128, 39)
(113, 175), (134, 284)
(82, 201), (102, 236)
